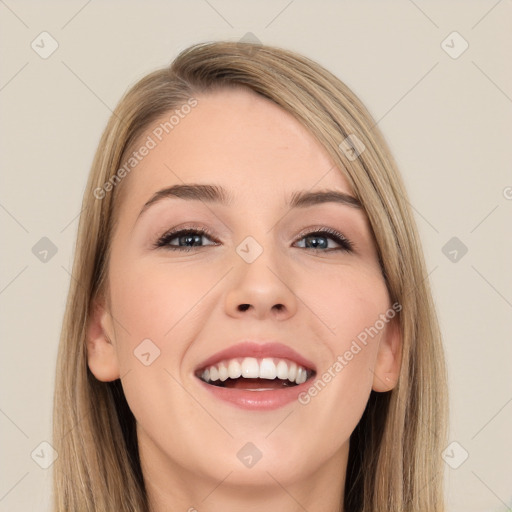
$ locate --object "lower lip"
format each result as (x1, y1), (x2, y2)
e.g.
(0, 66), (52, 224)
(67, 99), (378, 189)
(197, 378), (312, 410)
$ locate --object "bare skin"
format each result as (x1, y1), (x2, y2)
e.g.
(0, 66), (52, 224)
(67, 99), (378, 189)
(87, 86), (401, 512)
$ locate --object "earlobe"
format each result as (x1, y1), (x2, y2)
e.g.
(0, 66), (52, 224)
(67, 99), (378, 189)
(372, 316), (402, 392)
(86, 298), (120, 382)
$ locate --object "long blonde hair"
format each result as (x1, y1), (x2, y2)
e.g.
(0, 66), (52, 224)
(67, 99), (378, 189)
(53, 40), (448, 511)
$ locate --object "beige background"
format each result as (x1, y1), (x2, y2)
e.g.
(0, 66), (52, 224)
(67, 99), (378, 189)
(1, 1), (511, 510)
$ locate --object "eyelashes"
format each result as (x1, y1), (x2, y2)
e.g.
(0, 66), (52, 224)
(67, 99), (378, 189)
(292, 226), (354, 252)
(153, 225), (354, 253)
(154, 227), (219, 251)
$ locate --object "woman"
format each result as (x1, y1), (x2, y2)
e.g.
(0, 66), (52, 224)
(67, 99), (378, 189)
(53, 40), (448, 511)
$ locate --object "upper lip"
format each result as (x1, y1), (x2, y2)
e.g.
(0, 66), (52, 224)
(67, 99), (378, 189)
(195, 341), (317, 373)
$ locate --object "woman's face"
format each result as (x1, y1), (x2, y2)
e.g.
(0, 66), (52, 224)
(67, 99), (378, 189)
(88, 86), (400, 500)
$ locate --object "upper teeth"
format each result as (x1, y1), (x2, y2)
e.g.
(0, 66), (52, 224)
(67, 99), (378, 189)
(201, 357), (309, 385)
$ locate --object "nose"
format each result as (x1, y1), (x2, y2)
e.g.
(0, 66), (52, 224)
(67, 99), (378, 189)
(224, 244), (298, 321)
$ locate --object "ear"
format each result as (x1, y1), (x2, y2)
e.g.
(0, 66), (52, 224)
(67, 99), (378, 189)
(86, 296), (120, 382)
(372, 315), (402, 392)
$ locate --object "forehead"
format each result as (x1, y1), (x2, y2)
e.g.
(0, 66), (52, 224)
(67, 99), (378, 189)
(117, 86), (354, 218)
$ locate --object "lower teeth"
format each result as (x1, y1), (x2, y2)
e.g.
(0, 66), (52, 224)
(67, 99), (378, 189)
(209, 378), (297, 388)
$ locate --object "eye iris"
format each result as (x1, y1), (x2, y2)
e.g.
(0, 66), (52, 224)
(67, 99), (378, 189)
(305, 235), (328, 249)
(180, 233), (202, 246)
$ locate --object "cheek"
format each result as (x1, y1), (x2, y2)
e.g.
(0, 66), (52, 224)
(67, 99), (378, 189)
(306, 264), (390, 353)
(106, 259), (217, 456)
(300, 265), (390, 402)
(109, 258), (215, 340)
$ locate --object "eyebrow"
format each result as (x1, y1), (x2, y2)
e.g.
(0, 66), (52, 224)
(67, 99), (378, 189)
(137, 183), (362, 220)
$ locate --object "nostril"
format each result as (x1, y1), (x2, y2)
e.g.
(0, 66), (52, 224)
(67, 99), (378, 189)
(238, 304), (250, 311)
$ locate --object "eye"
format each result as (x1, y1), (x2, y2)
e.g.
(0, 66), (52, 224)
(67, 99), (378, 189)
(154, 226), (354, 253)
(154, 227), (219, 251)
(294, 227), (353, 252)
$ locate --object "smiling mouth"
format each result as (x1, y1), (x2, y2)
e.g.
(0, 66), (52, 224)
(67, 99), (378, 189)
(196, 356), (316, 391)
